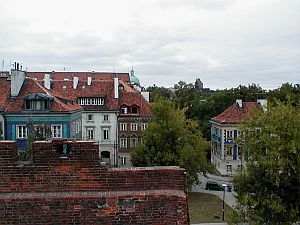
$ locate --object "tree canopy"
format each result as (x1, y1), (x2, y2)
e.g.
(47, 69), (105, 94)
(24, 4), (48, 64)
(131, 98), (210, 186)
(234, 102), (300, 224)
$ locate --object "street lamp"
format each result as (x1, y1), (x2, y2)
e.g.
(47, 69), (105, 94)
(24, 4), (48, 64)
(222, 184), (227, 221)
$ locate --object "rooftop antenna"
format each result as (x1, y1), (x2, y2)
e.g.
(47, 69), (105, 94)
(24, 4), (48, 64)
(1, 59), (4, 73)
(64, 67), (66, 71)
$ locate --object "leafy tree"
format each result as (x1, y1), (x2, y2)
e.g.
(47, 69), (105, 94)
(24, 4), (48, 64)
(131, 98), (210, 186)
(268, 83), (300, 106)
(19, 123), (51, 161)
(146, 85), (173, 102)
(234, 102), (300, 224)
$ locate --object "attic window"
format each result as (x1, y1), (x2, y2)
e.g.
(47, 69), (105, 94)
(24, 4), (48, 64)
(131, 106), (138, 114)
(63, 86), (67, 90)
(121, 107), (128, 114)
(25, 100), (50, 110)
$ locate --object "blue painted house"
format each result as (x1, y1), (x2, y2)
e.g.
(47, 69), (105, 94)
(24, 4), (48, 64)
(0, 69), (82, 149)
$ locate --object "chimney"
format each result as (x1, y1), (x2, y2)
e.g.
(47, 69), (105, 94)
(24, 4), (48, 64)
(73, 77), (79, 89)
(11, 69), (25, 97)
(87, 77), (92, 86)
(113, 77), (119, 99)
(236, 99), (242, 108)
(141, 91), (150, 102)
(44, 74), (51, 89)
(257, 99), (267, 112)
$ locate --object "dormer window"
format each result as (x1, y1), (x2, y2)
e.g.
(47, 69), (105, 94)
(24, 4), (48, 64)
(24, 93), (53, 111)
(120, 105), (139, 115)
(25, 100), (49, 110)
(77, 97), (104, 106)
(121, 107), (128, 114)
(131, 106), (138, 114)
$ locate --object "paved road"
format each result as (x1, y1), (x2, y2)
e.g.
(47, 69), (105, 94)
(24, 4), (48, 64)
(191, 172), (237, 208)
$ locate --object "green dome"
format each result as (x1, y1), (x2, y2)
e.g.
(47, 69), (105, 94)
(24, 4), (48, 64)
(130, 67), (140, 85)
(130, 75), (140, 84)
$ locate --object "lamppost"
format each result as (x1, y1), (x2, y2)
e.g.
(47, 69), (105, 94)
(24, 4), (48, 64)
(222, 184), (227, 221)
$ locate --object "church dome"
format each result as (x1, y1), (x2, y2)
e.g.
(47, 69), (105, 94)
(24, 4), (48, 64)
(130, 67), (140, 85)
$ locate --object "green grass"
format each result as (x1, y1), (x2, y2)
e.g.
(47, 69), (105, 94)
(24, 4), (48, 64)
(188, 192), (236, 224)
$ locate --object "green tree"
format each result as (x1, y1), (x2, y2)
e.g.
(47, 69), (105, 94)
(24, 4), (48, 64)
(131, 98), (210, 186)
(234, 102), (300, 224)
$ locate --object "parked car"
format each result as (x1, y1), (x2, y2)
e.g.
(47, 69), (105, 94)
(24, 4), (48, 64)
(205, 181), (225, 191)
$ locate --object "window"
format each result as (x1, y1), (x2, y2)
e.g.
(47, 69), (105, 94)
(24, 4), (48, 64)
(120, 156), (127, 165)
(51, 125), (62, 138)
(97, 98), (104, 105)
(227, 130), (233, 139)
(121, 107), (128, 114)
(130, 137), (138, 148)
(16, 125), (27, 139)
(87, 114), (93, 121)
(120, 123), (127, 131)
(120, 138), (127, 148)
(76, 121), (80, 134)
(131, 123), (138, 131)
(103, 115), (109, 122)
(25, 100), (49, 110)
(33, 125), (48, 138)
(131, 106), (138, 114)
(86, 127), (94, 140)
(102, 128), (110, 140)
(141, 123), (148, 131)
(78, 98), (104, 106)
(226, 165), (232, 173)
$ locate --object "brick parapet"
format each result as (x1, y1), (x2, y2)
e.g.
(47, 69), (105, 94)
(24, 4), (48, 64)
(0, 140), (189, 224)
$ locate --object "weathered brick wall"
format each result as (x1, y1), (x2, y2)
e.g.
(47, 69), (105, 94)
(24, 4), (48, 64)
(0, 140), (189, 225)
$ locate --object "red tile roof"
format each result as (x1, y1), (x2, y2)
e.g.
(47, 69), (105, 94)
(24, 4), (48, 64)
(46, 80), (119, 110)
(0, 78), (11, 110)
(3, 78), (81, 113)
(119, 92), (153, 117)
(27, 72), (130, 83)
(211, 102), (259, 124)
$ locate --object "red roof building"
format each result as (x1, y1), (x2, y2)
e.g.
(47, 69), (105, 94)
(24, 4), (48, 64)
(210, 99), (266, 176)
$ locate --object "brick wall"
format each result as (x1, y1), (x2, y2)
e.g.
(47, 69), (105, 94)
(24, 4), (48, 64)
(0, 140), (189, 224)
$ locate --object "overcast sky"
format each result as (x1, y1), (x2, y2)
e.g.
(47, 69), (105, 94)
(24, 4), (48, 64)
(0, 0), (299, 90)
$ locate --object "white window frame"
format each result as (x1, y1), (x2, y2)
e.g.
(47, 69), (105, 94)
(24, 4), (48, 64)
(97, 98), (104, 105)
(16, 125), (27, 139)
(120, 138), (127, 148)
(103, 114), (109, 122)
(120, 123), (127, 131)
(86, 127), (95, 140)
(141, 123), (148, 131)
(226, 165), (232, 173)
(51, 124), (62, 138)
(121, 156), (127, 165)
(102, 128), (110, 141)
(80, 98), (85, 105)
(130, 123), (138, 131)
(121, 107), (128, 114)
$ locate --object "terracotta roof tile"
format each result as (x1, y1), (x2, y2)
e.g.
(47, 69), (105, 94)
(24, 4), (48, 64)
(0, 78), (11, 110)
(3, 78), (81, 113)
(46, 80), (118, 110)
(211, 102), (259, 124)
(27, 72), (130, 82)
(119, 92), (153, 117)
